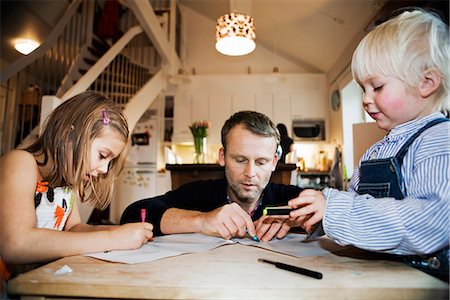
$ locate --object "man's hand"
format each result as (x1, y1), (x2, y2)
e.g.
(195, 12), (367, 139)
(199, 202), (256, 240)
(288, 189), (326, 232)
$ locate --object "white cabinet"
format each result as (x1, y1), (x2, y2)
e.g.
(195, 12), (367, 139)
(232, 93), (255, 112)
(273, 92), (292, 135)
(172, 92), (233, 144)
(171, 74), (328, 144)
(191, 94), (209, 121)
(290, 75), (327, 120)
(209, 94), (232, 144)
(255, 93), (273, 120)
(172, 94), (192, 142)
(290, 89), (326, 120)
(173, 94), (213, 143)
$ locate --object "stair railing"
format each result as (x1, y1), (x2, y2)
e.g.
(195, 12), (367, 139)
(0, 0), (93, 155)
(63, 26), (144, 101)
(0, 0), (177, 156)
(0, 0), (88, 83)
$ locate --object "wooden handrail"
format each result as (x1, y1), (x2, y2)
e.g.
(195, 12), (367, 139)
(62, 25), (144, 100)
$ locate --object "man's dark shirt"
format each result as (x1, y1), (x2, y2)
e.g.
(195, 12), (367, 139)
(120, 178), (302, 235)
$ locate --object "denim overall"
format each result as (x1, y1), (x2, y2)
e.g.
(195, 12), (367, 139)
(358, 118), (449, 281)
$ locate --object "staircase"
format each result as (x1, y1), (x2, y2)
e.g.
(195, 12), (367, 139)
(0, 0), (181, 225)
(57, 35), (112, 97)
(0, 0), (173, 155)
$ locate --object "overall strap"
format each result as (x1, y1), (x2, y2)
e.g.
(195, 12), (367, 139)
(395, 118), (449, 167)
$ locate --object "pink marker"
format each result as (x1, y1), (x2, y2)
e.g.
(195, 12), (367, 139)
(141, 208), (146, 223)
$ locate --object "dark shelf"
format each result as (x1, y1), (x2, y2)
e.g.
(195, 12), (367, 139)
(166, 163), (297, 189)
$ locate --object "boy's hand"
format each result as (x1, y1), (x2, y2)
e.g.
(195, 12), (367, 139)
(253, 214), (308, 242)
(254, 215), (289, 242)
(288, 189), (326, 232)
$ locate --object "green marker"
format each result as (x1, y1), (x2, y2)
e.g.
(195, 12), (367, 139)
(263, 205), (293, 216)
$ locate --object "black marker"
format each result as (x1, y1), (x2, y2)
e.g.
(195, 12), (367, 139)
(258, 259), (323, 279)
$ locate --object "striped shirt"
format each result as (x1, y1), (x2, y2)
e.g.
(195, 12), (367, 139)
(322, 112), (450, 256)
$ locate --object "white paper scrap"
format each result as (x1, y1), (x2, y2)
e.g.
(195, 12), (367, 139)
(54, 265), (73, 275)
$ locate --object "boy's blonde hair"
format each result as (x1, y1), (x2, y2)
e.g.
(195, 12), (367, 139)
(26, 91), (129, 209)
(352, 9), (449, 111)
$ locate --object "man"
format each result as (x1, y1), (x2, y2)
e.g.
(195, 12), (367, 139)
(121, 111), (303, 241)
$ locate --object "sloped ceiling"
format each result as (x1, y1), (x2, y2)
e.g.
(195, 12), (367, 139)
(180, 0), (381, 73)
(2, 0), (447, 75)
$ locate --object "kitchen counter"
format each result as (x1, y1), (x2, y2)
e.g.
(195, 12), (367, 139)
(297, 170), (331, 190)
(166, 163), (297, 189)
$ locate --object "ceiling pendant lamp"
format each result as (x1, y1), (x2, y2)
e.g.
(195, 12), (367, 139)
(215, 12), (256, 56)
(265, 67), (285, 84)
(168, 69), (191, 85)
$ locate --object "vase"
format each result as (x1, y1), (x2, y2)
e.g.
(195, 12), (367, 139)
(193, 136), (207, 164)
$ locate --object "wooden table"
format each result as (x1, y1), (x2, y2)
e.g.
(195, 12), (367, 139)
(7, 240), (448, 299)
(166, 163), (296, 189)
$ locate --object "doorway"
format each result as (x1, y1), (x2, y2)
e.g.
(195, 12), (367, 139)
(341, 80), (365, 179)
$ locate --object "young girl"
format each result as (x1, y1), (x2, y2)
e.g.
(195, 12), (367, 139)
(0, 91), (153, 281)
(288, 9), (449, 281)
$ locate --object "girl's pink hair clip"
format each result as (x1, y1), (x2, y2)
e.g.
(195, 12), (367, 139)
(102, 110), (110, 125)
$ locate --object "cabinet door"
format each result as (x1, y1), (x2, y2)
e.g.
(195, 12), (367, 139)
(172, 94), (192, 142)
(291, 89), (326, 120)
(273, 92), (291, 133)
(209, 94), (232, 144)
(232, 93), (255, 112)
(192, 94), (209, 122)
(255, 93), (273, 120)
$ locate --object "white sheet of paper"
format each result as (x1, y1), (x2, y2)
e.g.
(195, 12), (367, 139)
(234, 233), (345, 258)
(86, 233), (234, 264)
(85, 233), (348, 264)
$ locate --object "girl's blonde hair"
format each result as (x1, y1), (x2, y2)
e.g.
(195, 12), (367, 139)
(352, 9), (449, 111)
(26, 91), (129, 209)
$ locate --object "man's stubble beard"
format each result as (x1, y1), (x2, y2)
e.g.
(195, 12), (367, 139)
(225, 170), (270, 204)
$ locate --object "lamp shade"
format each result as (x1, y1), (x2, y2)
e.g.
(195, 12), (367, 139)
(215, 12), (256, 56)
(168, 69), (191, 85)
(14, 38), (40, 55)
(265, 66), (285, 84)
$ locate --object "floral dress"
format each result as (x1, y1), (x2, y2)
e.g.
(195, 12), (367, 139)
(34, 176), (73, 230)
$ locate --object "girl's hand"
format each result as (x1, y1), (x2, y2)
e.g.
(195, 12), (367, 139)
(288, 189), (326, 233)
(112, 222), (154, 250)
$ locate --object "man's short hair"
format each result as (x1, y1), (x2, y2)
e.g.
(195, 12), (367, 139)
(221, 111), (280, 148)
